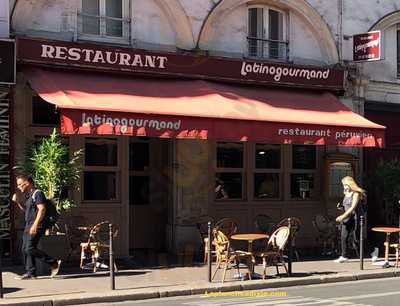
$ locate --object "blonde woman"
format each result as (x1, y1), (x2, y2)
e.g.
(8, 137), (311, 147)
(334, 176), (372, 263)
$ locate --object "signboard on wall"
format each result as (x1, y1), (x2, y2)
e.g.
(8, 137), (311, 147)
(353, 31), (382, 62)
(17, 37), (345, 90)
(0, 39), (16, 84)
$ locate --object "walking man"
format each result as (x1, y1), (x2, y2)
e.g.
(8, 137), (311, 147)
(12, 174), (61, 279)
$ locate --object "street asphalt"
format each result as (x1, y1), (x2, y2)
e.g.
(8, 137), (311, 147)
(74, 277), (400, 306)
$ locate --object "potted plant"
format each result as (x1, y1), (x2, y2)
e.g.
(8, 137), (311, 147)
(16, 129), (82, 260)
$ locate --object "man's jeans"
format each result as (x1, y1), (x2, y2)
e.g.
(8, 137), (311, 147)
(22, 227), (56, 276)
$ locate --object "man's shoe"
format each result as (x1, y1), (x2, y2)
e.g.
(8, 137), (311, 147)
(333, 256), (348, 263)
(50, 260), (62, 278)
(15, 273), (36, 280)
(370, 247), (379, 262)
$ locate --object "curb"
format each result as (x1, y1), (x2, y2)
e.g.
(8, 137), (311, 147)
(1, 270), (399, 306)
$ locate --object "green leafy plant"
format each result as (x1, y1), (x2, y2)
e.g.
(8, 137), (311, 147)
(18, 129), (82, 213)
(368, 158), (400, 225)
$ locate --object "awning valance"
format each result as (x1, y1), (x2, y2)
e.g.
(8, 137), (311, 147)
(24, 68), (385, 147)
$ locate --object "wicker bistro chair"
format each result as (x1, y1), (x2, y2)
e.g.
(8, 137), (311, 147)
(254, 214), (275, 234)
(274, 217), (301, 261)
(64, 215), (90, 262)
(80, 221), (118, 272)
(211, 229), (255, 283)
(214, 218), (238, 238)
(312, 214), (338, 256)
(195, 215), (215, 264)
(255, 226), (290, 279)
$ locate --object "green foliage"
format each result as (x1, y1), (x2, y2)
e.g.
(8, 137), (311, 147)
(18, 129), (82, 213)
(371, 158), (400, 224)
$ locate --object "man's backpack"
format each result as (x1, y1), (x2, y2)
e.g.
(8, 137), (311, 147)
(32, 190), (60, 229)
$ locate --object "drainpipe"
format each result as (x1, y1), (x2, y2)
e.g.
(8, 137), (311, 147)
(338, 0), (343, 64)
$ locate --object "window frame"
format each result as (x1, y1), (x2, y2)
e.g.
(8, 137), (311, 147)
(214, 142), (246, 202)
(77, 0), (131, 45)
(82, 136), (121, 203)
(288, 145), (320, 201)
(246, 4), (289, 61)
(129, 138), (152, 206)
(252, 143), (283, 201)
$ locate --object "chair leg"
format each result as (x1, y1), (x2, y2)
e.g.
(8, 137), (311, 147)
(263, 257), (267, 279)
(114, 260), (118, 272)
(211, 260), (221, 281)
(247, 258), (252, 280)
(222, 262), (229, 283)
(80, 248), (85, 269)
(396, 248), (399, 268)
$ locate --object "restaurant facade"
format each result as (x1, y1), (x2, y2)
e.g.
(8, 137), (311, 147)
(10, 0), (386, 258)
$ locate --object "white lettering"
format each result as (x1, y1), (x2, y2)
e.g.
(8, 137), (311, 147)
(41, 44), (55, 58)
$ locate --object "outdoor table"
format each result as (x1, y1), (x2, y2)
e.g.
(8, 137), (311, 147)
(230, 233), (269, 279)
(230, 233), (269, 253)
(371, 227), (400, 267)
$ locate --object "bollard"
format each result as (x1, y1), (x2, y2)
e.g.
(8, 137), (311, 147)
(109, 223), (115, 290)
(287, 218), (292, 276)
(360, 215), (364, 270)
(207, 221), (212, 282)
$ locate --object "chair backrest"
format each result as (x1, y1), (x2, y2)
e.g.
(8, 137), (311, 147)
(275, 217), (301, 237)
(196, 215), (215, 239)
(214, 218), (238, 237)
(254, 214), (275, 234)
(212, 229), (230, 257)
(89, 221), (118, 246)
(268, 226), (290, 251)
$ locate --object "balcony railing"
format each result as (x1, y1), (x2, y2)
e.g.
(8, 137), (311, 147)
(247, 36), (289, 61)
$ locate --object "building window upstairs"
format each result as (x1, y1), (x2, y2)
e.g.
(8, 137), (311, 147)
(78, 0), (130, 44)
(247, 6), (288, 61)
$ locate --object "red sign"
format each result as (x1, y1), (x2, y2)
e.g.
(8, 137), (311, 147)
(16, 37), (345, 90)
(353, 31), (381, 62)
(60, 109), (384, 148)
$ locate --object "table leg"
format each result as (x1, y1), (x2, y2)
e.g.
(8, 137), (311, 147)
(385, 233), (390, 262)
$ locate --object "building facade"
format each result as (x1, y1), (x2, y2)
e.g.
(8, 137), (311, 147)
(8, 0), (393, 260)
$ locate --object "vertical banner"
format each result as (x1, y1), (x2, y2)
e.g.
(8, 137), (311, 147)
(0, 95), (10, 249)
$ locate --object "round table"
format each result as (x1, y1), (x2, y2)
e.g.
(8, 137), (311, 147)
(230, 233), (269, 252)
(371, 227), (400, 267)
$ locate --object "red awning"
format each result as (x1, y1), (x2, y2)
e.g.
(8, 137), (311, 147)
(25, 67), (385, 147)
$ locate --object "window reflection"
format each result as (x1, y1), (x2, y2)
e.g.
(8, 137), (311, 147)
(290, 173), (314, 199)
(292, 145), (316, 169)
(85, 138), (117, 166)
(217, 142), (243, 168)
(84, 171), (116, 200)
(215, 173), (242, 200)
(254, 173), (280, 199)
(255, 144), (281, 169)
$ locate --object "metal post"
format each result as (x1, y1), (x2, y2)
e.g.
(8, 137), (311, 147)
(360, 215), (364, 270)
(207, 221), (212, 282)
(109, 223), (115, 290)
(287, 218), (292, 276)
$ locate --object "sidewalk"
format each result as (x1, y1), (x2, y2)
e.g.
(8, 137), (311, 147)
(0, 259), (399, 306)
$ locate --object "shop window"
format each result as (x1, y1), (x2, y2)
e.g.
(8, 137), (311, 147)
(290, 173), (315, 199)
(129, 140), (151, 205)
(32, 96), (59, 126)
(215, 173), (243, 200)
(84, 171), (117, 200)
(292, 145), (316, 169)
(85, 138), (117, 166)
(254, 173), (280, 199)
(217, 142), (243, 168)
(328, 162), (353, 198)
(79, 0), (130, 43)
(255, 144), (281, 169)
(247, 6), (287, 60)
(215, 142), (244, 200)
(83, 137), (119, 201)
